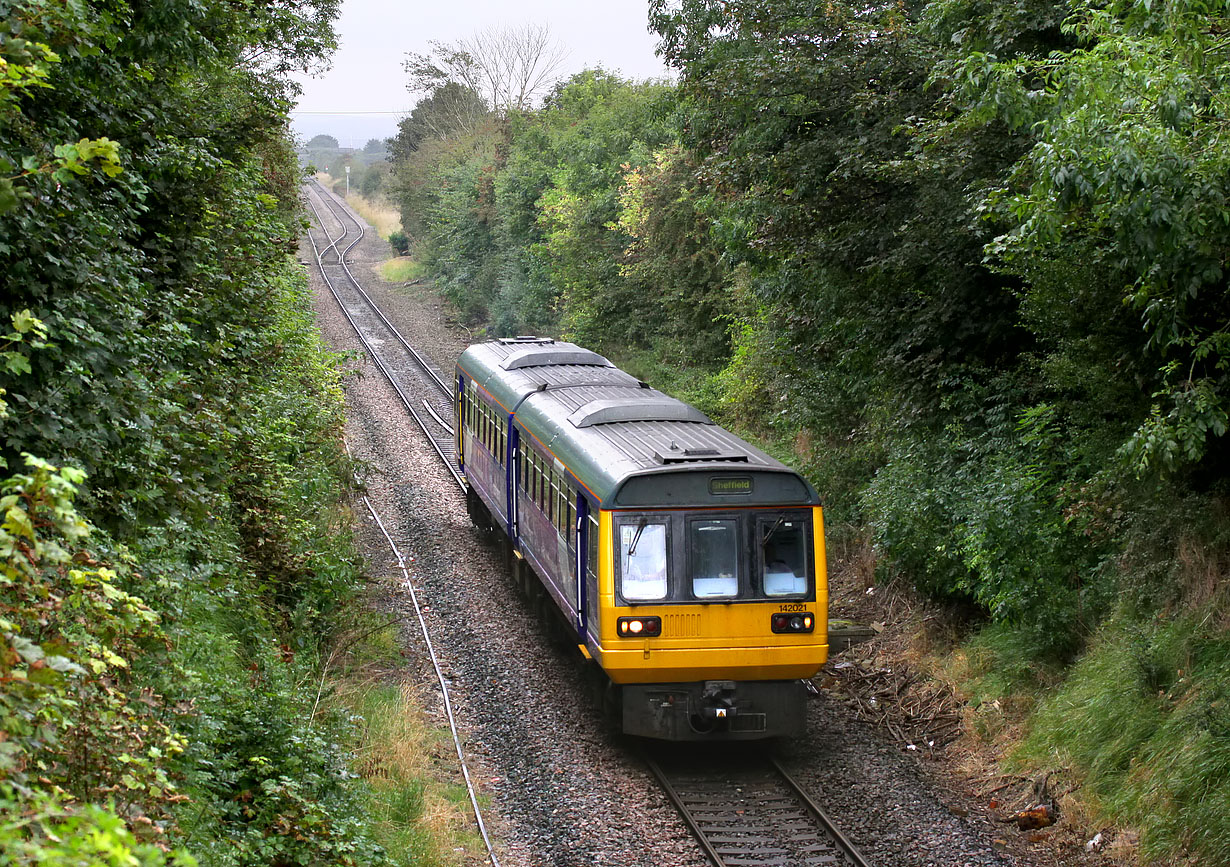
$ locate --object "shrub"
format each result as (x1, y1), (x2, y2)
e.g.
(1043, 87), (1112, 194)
(388, 230), (410, 256)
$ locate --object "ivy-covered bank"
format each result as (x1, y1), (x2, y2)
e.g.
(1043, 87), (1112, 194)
(0, 0), (394, 863)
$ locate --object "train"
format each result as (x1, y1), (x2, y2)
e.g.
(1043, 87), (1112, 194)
(455, 337), (829, 741)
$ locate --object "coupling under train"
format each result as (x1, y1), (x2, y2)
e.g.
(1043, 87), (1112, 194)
(455, 337), (828, 741)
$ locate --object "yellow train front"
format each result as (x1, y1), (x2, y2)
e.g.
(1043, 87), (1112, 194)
(456, 338), (828, 741)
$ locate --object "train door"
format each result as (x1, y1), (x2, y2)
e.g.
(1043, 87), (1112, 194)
(553, 460), (575, 620)
(574, 494), (588, 633)
(505, 421), (518, 538)
(455, 373), (466, 470)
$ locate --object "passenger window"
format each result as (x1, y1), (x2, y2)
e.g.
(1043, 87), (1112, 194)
(690, 519), (739, 598)
(619, 521), (668, 601)
(761, 517), (809, 597)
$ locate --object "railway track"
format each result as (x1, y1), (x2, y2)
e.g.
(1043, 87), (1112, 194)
(303, 180), (462, 489)
(302, 180), (871, 867)
(644, 749), (872, 867)
(303, 180), (499, 867)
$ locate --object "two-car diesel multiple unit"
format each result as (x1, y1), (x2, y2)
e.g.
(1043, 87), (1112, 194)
(455, 337), (828, 741)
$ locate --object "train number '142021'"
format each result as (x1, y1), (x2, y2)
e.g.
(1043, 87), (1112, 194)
(778, 603), (808, 613)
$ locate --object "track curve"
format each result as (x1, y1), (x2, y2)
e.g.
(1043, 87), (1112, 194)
(303, 180), (462, 489)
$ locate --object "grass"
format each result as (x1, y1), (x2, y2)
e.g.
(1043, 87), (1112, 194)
(333, 624), (484, 867)
(345, 193), (402, 241)
(379, 257), (424, 283)
(1009, 612), (1230, 863)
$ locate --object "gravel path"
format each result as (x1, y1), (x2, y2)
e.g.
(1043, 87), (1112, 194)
(300, 188), (1060, 867)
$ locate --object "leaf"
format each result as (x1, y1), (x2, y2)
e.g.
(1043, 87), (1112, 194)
(9, 634), (45, 665)
(45, 654), (85, 674)
(1, 351), (32, 375)
(0, 179), (16, 214)
(11, 309), (45, 336)
(4, 505), (34, 539)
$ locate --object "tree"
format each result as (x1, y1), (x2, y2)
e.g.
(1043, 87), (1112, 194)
(938, 0), (1230, 476)
(307, 133), (339, 149)
(404, 24), (568, 115)
(360, 161), (387, 197)
(390, 81), (487, 161)
(363, 137), (383, 154)
(649, 0), (1029, 424)
(0, 0), (394, 861)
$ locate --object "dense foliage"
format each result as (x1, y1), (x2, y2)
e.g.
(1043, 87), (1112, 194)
(388, 0), (1230, 860)
(0, 0), (395, 863)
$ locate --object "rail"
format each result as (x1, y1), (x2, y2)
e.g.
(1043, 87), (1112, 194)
(304, 185), (493, 861)
(642, 749), (872, 867)
(303, 182), (463, 490)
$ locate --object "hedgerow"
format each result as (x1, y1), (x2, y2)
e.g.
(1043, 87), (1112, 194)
(1, 0), (394, 862)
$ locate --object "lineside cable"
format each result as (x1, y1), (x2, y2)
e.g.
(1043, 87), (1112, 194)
(349, 440), (501, 867)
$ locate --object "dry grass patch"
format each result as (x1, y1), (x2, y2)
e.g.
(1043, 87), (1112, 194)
(345, 193), (402, 240)
(343, 680), (482, 867)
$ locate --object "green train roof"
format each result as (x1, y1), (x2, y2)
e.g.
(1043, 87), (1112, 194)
(456, 338), (820, 509)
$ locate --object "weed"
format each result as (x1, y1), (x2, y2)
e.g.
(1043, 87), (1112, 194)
(336, 672), (473, 867)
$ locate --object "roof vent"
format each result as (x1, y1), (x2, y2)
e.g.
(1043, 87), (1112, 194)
(501, 346), (613, 370)
(653, 448), (748, 464)
(498, 336), (554, 345)
(568, 397), (713, 428)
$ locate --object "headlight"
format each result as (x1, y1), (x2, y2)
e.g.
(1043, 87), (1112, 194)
(617, 616), (662, 637)
(771, 612), (814, 634)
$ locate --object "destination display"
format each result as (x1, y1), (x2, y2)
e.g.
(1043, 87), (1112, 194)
(709, 477), (753, 495)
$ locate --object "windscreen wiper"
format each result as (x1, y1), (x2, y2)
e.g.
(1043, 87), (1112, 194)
(628, 518), (648, 556)
(761, 516), (785, 549)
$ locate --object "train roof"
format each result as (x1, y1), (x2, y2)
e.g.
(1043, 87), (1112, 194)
(456, 338), (820, 508)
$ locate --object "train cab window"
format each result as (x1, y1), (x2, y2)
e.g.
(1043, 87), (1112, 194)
(689, 519), (740, 599)
(587, 513), (599, 581)
(619, 520), (668, 602)
(759, 516), (809, 597)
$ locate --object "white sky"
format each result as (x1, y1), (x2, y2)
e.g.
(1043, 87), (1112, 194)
(291, 0), (672, 148)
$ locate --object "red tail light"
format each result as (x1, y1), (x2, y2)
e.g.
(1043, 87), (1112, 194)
(771, 612), (814, 634)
